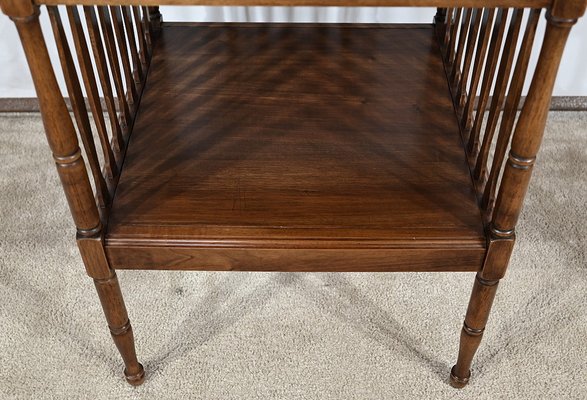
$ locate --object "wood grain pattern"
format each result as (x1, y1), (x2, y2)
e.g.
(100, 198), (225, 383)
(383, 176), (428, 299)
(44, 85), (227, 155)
(105, 24), (486, 265)
(107, 246), (485, 272)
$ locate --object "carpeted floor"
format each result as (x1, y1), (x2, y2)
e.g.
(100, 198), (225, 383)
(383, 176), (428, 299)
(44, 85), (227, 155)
(0, 112), (585, 399)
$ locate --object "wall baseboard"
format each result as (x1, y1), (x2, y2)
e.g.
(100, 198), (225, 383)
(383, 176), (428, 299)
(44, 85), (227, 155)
(543, 96), (587, 111)
(0, 98), (42, 113)
(1, 96), (586, 113)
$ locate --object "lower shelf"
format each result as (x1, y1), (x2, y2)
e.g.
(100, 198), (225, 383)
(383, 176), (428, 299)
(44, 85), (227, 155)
(105, 23), (486, 271)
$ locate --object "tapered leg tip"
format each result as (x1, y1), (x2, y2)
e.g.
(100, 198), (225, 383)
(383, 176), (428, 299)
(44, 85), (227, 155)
(449, 366), (470, 388)
(124, 363), (145, 386)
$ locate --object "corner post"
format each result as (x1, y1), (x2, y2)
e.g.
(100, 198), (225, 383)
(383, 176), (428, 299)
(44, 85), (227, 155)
(450, 0), (585, 388)
(435, 7), (447, 24)
(1, 0), (144, 385)
(1, 0), (100, 238)
(492, 3), (582, 243)
(147, 6), (162, 37)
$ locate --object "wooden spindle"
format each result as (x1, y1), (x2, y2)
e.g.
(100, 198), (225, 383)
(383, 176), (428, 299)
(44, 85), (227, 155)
(84, 6), (125, 153)
(48, 6), (109, 210)
(96, 6), (132, 132)
(467, 8), (509, 160)
(132, 6), (149, 68)
(67, 6), (118, 182)
(455, 8), (482, 110)
(443, 8), (454, 49)
(110, 6), (138, 110)
(460, 8), (496, 134)
(141, 6), (153, 55)
(4, 2), (100, 236)
(474, 9), (524, 188)
(450, 8), (473, 91)
(447, 8), (463, 67)
(482, 9), (541, 219)
(492, 8), (579, 241)
(121, 6), (143, 85)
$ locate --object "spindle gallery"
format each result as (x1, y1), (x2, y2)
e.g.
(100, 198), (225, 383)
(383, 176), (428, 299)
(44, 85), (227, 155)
(1, 0), (585, 388)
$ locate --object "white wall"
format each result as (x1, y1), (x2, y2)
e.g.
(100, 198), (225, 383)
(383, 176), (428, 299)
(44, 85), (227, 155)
(0, 6), (586, 97)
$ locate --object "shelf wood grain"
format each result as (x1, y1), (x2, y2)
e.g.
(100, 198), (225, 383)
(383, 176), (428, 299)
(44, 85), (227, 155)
(104, 24), (486, 271)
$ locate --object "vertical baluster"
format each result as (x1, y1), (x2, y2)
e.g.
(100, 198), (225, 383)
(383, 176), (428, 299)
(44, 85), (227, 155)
(110, 6), (138, 111)
(121, 6), (143, 85)
(48, 6), (109, 209)
(96, 6), (131, 133)
(434, 7), (447, 42)
(466, 8), (510, 161)
(447, 8), (463, 67)
(443, 8), (454, 50)
(132, 6), (149, 68)
(450, 8), (473, 91)
(455, 8), (483, 111)
(491, 7), (579, 240)
(461, 8), (496, 134)
(83, 6), (125, 154)
(5, 2), (101, 235)
(67, 6), (118, 182)
(141, 6), (153, 56)
(474, 9), (524, 188)
(482, 9), (541, 219)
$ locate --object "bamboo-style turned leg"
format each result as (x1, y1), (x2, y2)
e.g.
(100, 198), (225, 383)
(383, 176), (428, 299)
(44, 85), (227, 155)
(450, 274), (499, 388)
(94, 271), (144, 386)
(0, 1), (144, 386)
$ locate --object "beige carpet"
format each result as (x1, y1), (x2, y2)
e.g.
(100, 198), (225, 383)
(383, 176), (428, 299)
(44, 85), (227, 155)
(0, 112), (585, 399)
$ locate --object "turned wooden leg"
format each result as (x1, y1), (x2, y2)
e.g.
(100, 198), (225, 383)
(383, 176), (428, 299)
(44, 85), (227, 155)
(450, 273), (499, 388)
(94, 271), (145, 386)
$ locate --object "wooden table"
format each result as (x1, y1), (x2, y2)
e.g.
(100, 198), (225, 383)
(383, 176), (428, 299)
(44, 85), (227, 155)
(1, 0), (585, 388)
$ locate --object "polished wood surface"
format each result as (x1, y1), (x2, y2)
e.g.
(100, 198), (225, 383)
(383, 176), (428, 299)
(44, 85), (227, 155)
(2, 0), (584, 388)
(106, 24), (485, 262)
